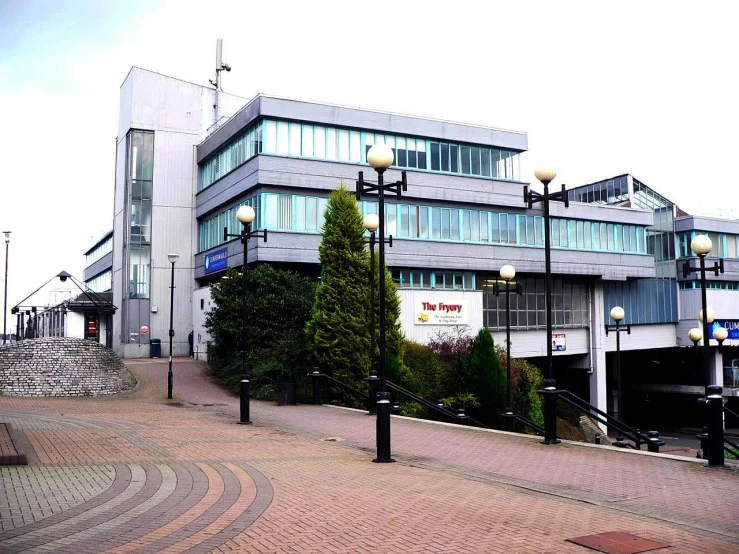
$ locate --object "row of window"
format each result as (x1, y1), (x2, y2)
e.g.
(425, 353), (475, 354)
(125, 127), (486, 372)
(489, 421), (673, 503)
(679, 281), (739, 291)
(85, 236), (113, 267)
(87, 270), (112, 293)
(199, 193), (650, 255)
(391, 269), (475, 290)
(479, 275), (590, 330)
(676, 231), (739, 259)
(126, 131), (154, 303)
(198, 117), (523, 191)
(568, 175), (629, 206)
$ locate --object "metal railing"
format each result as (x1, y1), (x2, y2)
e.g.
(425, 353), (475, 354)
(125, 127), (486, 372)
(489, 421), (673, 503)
(308, 371), (367, 408)
(386, 380), (489, 429)
(542, 388), (665, 452)
(723, 405), (739, 459)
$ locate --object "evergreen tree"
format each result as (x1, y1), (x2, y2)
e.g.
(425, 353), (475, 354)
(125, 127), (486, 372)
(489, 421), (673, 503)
(466, 327), (507, 427)
(306, 186), (371, 402)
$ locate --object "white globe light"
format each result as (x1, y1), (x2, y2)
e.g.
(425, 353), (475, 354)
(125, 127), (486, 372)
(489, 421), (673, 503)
(167, 253), (179, 264)
(500, 264), (516, 280)
(688, 328), (703, 343)
(237, 205), (255, 224)
(363, 214), (380, 232)
(610, 306), (625, 322)
(713, 326), (728, 342)
(367, 144), (394, 170)
(691, 234), (712, 255)
(698, 307), (715, 324)
(534, 168), (557, 184)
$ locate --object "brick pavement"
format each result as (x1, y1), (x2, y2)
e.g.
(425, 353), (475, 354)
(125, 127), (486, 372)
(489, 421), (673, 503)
(0, 357), (736, 553)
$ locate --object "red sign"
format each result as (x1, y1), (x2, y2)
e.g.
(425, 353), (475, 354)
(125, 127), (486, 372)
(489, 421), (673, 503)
(140, 325), (149, 335)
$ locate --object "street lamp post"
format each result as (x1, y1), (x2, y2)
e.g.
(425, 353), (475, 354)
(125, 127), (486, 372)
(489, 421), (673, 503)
(525, 168), (569, 444)
(494, 264), (522, 431)
(605, 306), (631, 424)
(682, 234), (725, 466)
(3, 231), (10, 345)
(356, 144), (407, 463)
(364, 214), (380, 416)
(167, 253), (179, 400)
(224, 205), (267, 425)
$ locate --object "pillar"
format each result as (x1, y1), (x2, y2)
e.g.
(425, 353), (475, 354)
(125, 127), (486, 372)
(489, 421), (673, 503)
(589, 283), (608, 432)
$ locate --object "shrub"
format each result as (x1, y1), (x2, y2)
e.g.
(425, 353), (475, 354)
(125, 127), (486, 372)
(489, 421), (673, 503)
(466, 328), (507, 427)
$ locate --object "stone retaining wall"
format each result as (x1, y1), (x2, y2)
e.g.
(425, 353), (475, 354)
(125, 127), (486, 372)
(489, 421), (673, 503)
(0, 338), (136, 397)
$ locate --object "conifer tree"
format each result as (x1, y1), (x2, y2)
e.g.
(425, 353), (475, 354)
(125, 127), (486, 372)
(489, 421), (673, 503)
(466, 327), (507, 427)
(306, 187), (371, 399)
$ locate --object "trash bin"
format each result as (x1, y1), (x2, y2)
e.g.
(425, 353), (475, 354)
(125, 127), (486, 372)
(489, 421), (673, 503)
(150, 338), (161, 358)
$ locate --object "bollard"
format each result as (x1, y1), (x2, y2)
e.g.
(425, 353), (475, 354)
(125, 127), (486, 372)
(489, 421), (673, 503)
(613, 434), (627, 448)
(367, 374), (379, 415)
(697, 431), (709, 460)
(238, 375), (251, 425)
(373, 392), (395, 463)
(647, 430), (660, 453)
(311, 371), (322, 405)
(541, 379), (560, 445)
(457, 407), (469, 425)
(503, 408), (514, 432)
(392, 401), (401, 415)
(594, 433), (601, 445)
(706, 385), (724, 467)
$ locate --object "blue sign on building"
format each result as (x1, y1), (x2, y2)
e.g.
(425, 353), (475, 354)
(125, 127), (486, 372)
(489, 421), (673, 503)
(709, 320), (739, 340)
(204, 247), (228, 274)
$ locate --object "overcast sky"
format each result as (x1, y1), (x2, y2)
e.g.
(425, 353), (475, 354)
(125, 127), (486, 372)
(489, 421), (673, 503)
(1, 0), (737, 334)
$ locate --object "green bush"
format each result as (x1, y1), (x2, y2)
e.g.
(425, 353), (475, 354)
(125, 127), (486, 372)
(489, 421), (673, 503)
(466, 328), (507, 427)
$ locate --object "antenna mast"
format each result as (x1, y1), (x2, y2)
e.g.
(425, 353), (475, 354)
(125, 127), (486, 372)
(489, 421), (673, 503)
(208, 39), (232, 129)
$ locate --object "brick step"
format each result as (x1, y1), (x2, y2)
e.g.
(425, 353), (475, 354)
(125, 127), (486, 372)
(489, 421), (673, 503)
(0, 423), (27, 465)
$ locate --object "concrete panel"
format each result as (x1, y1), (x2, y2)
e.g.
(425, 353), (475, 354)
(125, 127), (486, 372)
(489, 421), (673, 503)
(677, 258), (739, 284)
(197, 96), (262, 162)
(601, 323), (677, 352)
(149, 265), (191, 357)
(152, 131), (199, 208)
(675, 215), (739, 234)
(84, 252), (113, 282)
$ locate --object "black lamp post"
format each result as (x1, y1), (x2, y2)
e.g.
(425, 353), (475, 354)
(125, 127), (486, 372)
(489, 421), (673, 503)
(605, 306), (630, 424)
(224, 205), (267, 425)
(356, 144), (407, 463)
(524, 168), (569, 444)
(167, 253), (179, 400)
(494, 264), (522, 431)
(682, 234), (725, 466)
(3, 231), (9, 345)
(363, 214), (380, 416)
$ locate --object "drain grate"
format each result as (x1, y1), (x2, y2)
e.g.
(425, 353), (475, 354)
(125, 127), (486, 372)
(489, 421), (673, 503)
(566, 532), (668, 554)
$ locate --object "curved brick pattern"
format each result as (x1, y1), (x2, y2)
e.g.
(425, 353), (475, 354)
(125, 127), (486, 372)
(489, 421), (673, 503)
(0, 337), (136, 397)
(0, 359), (737, 553)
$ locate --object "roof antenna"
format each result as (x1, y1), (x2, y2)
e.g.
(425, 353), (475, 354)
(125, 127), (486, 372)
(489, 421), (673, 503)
(208, 39), (231, 130)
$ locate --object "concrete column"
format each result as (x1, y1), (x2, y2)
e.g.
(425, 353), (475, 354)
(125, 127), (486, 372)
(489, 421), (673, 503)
(589, 283), (608, 432)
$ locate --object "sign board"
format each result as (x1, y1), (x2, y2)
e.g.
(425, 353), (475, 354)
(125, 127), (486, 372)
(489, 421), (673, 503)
(710, 320), (739, 340)
(552, 333), (566, 351)
(204, 247), (228, 274)
(140, 325), (149, 336)
(415, 299), (468, 325)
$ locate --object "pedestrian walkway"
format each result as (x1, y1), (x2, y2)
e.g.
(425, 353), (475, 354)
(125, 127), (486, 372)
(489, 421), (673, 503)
(0, 358), (737, 553)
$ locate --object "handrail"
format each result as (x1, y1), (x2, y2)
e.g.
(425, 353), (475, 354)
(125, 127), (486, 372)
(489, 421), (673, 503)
(310, 373), (366, 404)
(724, 437), (739, 458)
(509, 413), (544, 435)
(557, 389), (664, 450)
(386, 380), (490, 429)
(724, 405), (739, 424)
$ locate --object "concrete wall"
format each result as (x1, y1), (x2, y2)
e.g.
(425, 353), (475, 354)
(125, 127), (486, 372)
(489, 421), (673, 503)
(192, 286), (213, 361)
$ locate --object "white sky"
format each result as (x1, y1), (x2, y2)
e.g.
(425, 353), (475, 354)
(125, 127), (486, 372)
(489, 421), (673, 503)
(1, 0), (738, 334)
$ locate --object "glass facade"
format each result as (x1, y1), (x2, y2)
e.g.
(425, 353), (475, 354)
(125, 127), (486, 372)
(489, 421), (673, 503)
(679, 281), (739, 291)
(126, 130), (153, 299)
(603, 279), (678, 324)
(199, 193), (649, 255)
(568, 175), (629, 205)
(87, 270), (112, 293)
(85, 236), (113, 267)
(676, 231), (739, 259)
(478, 274), (590, 331)
(198, 117), (523, 191)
